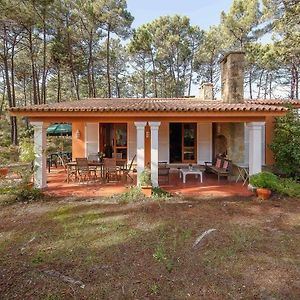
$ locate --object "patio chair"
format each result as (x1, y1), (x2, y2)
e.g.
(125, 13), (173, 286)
(122, 155), (136, 182)
(76, 158), (97, 182)
(103, 158), (120, 182)
(158, 162), (170, 184)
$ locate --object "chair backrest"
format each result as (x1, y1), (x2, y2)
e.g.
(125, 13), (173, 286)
(103, 158), (116, 168)
(76, 157), (89, 169)
(158, 167), (170, 176)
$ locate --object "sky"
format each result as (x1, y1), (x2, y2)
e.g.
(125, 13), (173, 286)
(126, 0), (233, 96)
(126, 0), (233, 30)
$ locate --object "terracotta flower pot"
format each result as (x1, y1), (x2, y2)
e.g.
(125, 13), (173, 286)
(0, 168), (9, 178)
(141, 186), (152, 197)
(256, 188), (272, 200)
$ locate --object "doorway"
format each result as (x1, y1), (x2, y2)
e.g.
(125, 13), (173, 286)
(169, 123), (197, 163)
(99, 123), (127, 162)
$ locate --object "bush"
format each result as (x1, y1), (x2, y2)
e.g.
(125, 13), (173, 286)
(112, 186), (145, 204)
(15, 187), (43, 202)
(152, 187), (171, 200)
(276, 178), (300, 198)
(139, 168), (152, 186)
(250, 172), (279, 189)
(270, 108), (300, 177)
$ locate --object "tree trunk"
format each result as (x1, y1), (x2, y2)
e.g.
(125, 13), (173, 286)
(142, 58), (146, 98)
(57, 65), (61, 102)
(42, 16), (47, 104)
(249, 68), (253, 100)
(150, 50), (158, 97)
(257, 70), (264, 99)
(106, 27), (111, 98)
(29, 28), (38, 105)
(3, 25), (18, 145)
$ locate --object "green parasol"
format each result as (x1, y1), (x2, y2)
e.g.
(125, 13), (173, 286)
(47, 123), (72, 136)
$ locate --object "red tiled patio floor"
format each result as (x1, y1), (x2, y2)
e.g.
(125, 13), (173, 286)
(45, 167), (253, 198)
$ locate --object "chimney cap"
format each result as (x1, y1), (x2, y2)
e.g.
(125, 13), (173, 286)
(220, 50), (245, 64)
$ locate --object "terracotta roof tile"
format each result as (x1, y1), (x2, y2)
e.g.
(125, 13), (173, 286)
(245, 99), (300, 106)
(9, 97), (289, 113)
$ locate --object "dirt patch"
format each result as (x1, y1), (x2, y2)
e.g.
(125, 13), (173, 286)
(0, 196), (299, 299)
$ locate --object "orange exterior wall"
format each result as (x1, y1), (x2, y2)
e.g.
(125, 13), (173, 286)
(265, 116), (275, 165)
(72, 122), (86, 159)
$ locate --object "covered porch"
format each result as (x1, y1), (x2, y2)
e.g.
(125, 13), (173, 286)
(44, 166), (253, 198)
(31, 118), (270, 190)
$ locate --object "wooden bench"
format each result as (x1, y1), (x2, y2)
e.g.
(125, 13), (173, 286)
(205, 156), (232, 181)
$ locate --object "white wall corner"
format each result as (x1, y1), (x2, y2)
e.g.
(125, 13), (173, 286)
(134, 122), (147, 184)
(149, 122), (161, 187)
(247, 122), (265, 175)
(197, 123), (213, 164)
(31, 121), (48, 189)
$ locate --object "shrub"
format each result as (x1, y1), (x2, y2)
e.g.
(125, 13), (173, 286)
(112, 186), (145, 204)
(270, 108), (300, 177)
(139, 168), (151, 186)
(19, 137), (35, 164)
(152, 187), (171, 200)
(250, 172), (279, 189)
(275, 178), (300, 198)
(15, 187), (43, 202)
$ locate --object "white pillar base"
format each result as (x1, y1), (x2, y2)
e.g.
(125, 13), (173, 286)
(149, 122), (161, 187)
(31, 122), (48, 189)
(134, 122), (147, 185)
(247, 122), (265, 175)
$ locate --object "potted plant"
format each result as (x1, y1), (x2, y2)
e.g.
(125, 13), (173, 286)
(249, 172), (278, 200)
(139, 168), (152, 197)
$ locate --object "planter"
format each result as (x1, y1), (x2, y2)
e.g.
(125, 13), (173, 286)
(141, 186), (152, 197)
(256, 188), (272, 200)
(0, 168), (9, 178)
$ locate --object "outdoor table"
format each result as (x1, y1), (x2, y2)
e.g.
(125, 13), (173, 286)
(66, 161), (103, 183)
(235, 164), (249, 186)
(179, 167), (203, 184)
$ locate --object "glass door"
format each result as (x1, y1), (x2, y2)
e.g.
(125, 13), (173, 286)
(182, 123), (196, 163)
(114, 124), (127, 162)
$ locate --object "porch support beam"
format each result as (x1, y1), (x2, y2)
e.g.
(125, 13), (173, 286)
(134, 122), (147, 184)
(248, 122), (265, 175)
(149, 122), (161, 187)
(31, 121), (48, 189)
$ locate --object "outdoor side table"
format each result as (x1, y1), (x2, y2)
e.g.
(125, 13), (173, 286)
(235, 164), (249, 186)
(179, 168), (203, 184)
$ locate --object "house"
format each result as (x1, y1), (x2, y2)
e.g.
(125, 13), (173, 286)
(9, 51), (299, 189)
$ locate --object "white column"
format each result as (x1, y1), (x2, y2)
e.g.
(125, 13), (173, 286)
(248, 122), (265, 175)
(149, 122), (161, 187)
(31, 122), (48, 189)
(134, 122), (147, 184)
